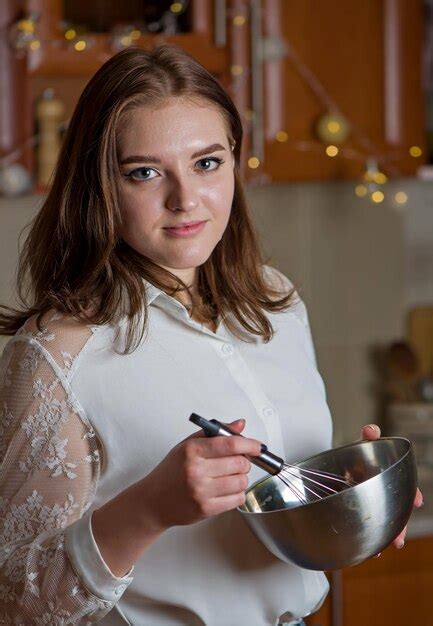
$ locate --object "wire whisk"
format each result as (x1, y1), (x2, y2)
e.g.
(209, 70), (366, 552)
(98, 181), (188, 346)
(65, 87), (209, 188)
(189, 413), (358, 505)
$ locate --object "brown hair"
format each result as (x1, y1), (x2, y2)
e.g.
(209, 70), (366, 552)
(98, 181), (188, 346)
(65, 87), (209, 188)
(0, 45), (294, 353)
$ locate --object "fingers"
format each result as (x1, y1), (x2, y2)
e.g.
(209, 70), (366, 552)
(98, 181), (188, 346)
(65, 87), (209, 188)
(181, 419), (246, 445)
(206, 473), (249, 498)
(361, 424), (381, 440)
(391, 488), (424, 550)
(414, 487), (424, 508)
(204, 492), (247, 517)
(187, 432), (261, 460)
(206, 455), (251, 478)
(393, 527), (406, 549)
(224, 419), (246, 434)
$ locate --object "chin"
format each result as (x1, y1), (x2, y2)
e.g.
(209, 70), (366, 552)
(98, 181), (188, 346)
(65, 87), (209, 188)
(163, 252), (214, 270)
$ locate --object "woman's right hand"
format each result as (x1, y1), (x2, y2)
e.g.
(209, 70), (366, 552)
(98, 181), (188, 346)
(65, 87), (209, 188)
(137, 419), (261, 532)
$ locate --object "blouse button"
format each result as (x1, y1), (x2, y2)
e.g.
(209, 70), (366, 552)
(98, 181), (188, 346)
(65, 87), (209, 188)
(221, 343), (234, 355)
(262, 407), (275, 418)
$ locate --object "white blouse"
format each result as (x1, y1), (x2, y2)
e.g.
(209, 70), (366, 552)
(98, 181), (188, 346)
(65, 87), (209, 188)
(0, 266), (332, 625)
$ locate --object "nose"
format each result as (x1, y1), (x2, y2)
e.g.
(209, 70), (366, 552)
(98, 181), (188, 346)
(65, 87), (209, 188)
(165, 176), (199, 213)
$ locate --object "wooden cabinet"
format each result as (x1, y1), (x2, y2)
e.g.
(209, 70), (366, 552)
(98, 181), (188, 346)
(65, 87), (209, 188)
(26, 0), (227, 77)
(2, 0), (232, 180)
(304, 590), (332, 626)
(0, 0), (426, 187)
(305, 535), (433, 626)
(340, 535), (433, 626)
(249, 0), (426, 184)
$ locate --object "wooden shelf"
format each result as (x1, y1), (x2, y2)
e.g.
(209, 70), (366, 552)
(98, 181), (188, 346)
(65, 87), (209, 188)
(28, 33), (227, 77)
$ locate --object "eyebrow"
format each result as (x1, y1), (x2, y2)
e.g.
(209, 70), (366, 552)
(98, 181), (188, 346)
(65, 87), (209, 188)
(119, 143), (227, 166)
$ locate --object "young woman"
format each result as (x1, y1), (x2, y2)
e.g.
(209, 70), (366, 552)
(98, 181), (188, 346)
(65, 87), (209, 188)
(0, 45), (421, 625)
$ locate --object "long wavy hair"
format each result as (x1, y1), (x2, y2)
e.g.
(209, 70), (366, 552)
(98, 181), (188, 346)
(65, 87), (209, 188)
(0, 45), (294, 353)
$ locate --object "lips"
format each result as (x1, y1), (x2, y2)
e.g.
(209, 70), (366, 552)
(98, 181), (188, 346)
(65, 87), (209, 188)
(163, 220), (207, 237)
(163, 221), (206, 229)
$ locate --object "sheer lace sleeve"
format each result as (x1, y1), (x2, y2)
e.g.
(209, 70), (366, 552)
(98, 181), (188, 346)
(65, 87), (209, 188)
(0, 313), (129, 623)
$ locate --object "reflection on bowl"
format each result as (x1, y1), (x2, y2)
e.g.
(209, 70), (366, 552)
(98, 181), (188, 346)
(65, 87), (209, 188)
(238, 437), (417, 570)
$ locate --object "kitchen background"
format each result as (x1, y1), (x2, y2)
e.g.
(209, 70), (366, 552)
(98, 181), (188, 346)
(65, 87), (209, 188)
(1, 1), (433, 624)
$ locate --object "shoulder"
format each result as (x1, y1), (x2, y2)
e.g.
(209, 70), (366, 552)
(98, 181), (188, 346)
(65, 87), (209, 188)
(12, 309), (100, 380)
(262, 264), (294, 291)
(261, 265), (309, 328)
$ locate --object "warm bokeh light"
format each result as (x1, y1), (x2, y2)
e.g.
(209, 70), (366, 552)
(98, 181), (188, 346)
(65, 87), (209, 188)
(373, 172), (387, 185)
(74, 40), (86, 51)
(409, 145), (422, 158)
(248, 157), (260, 169)
(244, 109), (255, 121)
(233, 15), (246, 26)
(230, 65), (243, 76)
(355, 184), (368, 197)
(18, 19), (35, 33)
(275, 130), (289, 142)
(170, 2), (183, 13)
(327, 120), (341, 134)
(316, 113), (349, 144)
(395, 191), (408, 205)
(29, 40), (40, 50)
(120, 36), (132, 46)
(130, 30), (141, 40)
(371, 191), (385, 203)
(325, 145), (339, 157)
(65, 29), (76, 40)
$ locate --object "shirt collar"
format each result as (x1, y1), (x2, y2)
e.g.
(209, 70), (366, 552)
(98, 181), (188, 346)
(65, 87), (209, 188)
(143, 279), (190, 318)
(143, 279), (165, 305)
(142, 278), (227, 339)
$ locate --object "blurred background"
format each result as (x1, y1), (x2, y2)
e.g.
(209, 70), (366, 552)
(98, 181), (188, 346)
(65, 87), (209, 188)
(0, 1), (432, 624)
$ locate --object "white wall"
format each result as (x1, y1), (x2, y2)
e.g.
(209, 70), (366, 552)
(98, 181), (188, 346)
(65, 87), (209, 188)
(399, 180), (433, 310)
(247, 181), (408, 444)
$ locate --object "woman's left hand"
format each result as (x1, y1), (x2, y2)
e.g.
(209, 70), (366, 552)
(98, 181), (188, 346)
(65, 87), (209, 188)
(361, 423), (424, 551)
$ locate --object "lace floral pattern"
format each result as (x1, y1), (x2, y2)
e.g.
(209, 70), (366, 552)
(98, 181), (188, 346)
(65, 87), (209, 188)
(0, 313), (115, 623)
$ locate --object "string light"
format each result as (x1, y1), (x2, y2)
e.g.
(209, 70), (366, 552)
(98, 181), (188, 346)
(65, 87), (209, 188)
(354, 158), (391, 203)
(394, 191), (408, 205)
(74, 40), (86, 51)
(8, 13), (39, 54)
(325, 145), (339, 157)
(248, 157), (260, 169)
(409, 146), (422, 158)
(355, 184), (368, 197)
(316, 113), (349, 144)
(64, 28), (76, 40)
(230, 65), (244, 76)
(233, 15), (246, 26)
(373, 172), (387, 184)
(371, 190), (385, 203)
(275, 131), (289, 142)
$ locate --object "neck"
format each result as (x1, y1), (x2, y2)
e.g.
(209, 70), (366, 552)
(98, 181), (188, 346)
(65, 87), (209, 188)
(164, 268), (199, 308)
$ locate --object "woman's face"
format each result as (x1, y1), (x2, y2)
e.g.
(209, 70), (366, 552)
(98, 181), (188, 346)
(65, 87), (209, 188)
(117, 97), (235, 287)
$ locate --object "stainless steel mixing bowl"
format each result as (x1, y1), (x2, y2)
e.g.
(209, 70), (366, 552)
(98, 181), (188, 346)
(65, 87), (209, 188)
(238, 437), (417, 570)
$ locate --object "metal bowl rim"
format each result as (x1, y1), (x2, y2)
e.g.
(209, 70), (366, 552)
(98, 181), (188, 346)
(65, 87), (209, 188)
(238, 436), (413, 515)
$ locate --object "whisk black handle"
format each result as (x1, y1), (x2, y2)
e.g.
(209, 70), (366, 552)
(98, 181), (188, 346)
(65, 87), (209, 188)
(189, 413), (284, 475)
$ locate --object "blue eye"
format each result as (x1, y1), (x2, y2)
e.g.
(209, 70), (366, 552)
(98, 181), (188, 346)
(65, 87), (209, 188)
(196, 157), (224, 171)
(125, 167), (158, 181)
(124, 156), (224, 182)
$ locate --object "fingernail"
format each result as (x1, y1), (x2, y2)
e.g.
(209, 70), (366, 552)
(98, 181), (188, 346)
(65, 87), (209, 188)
(397, 540), (405, 549)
